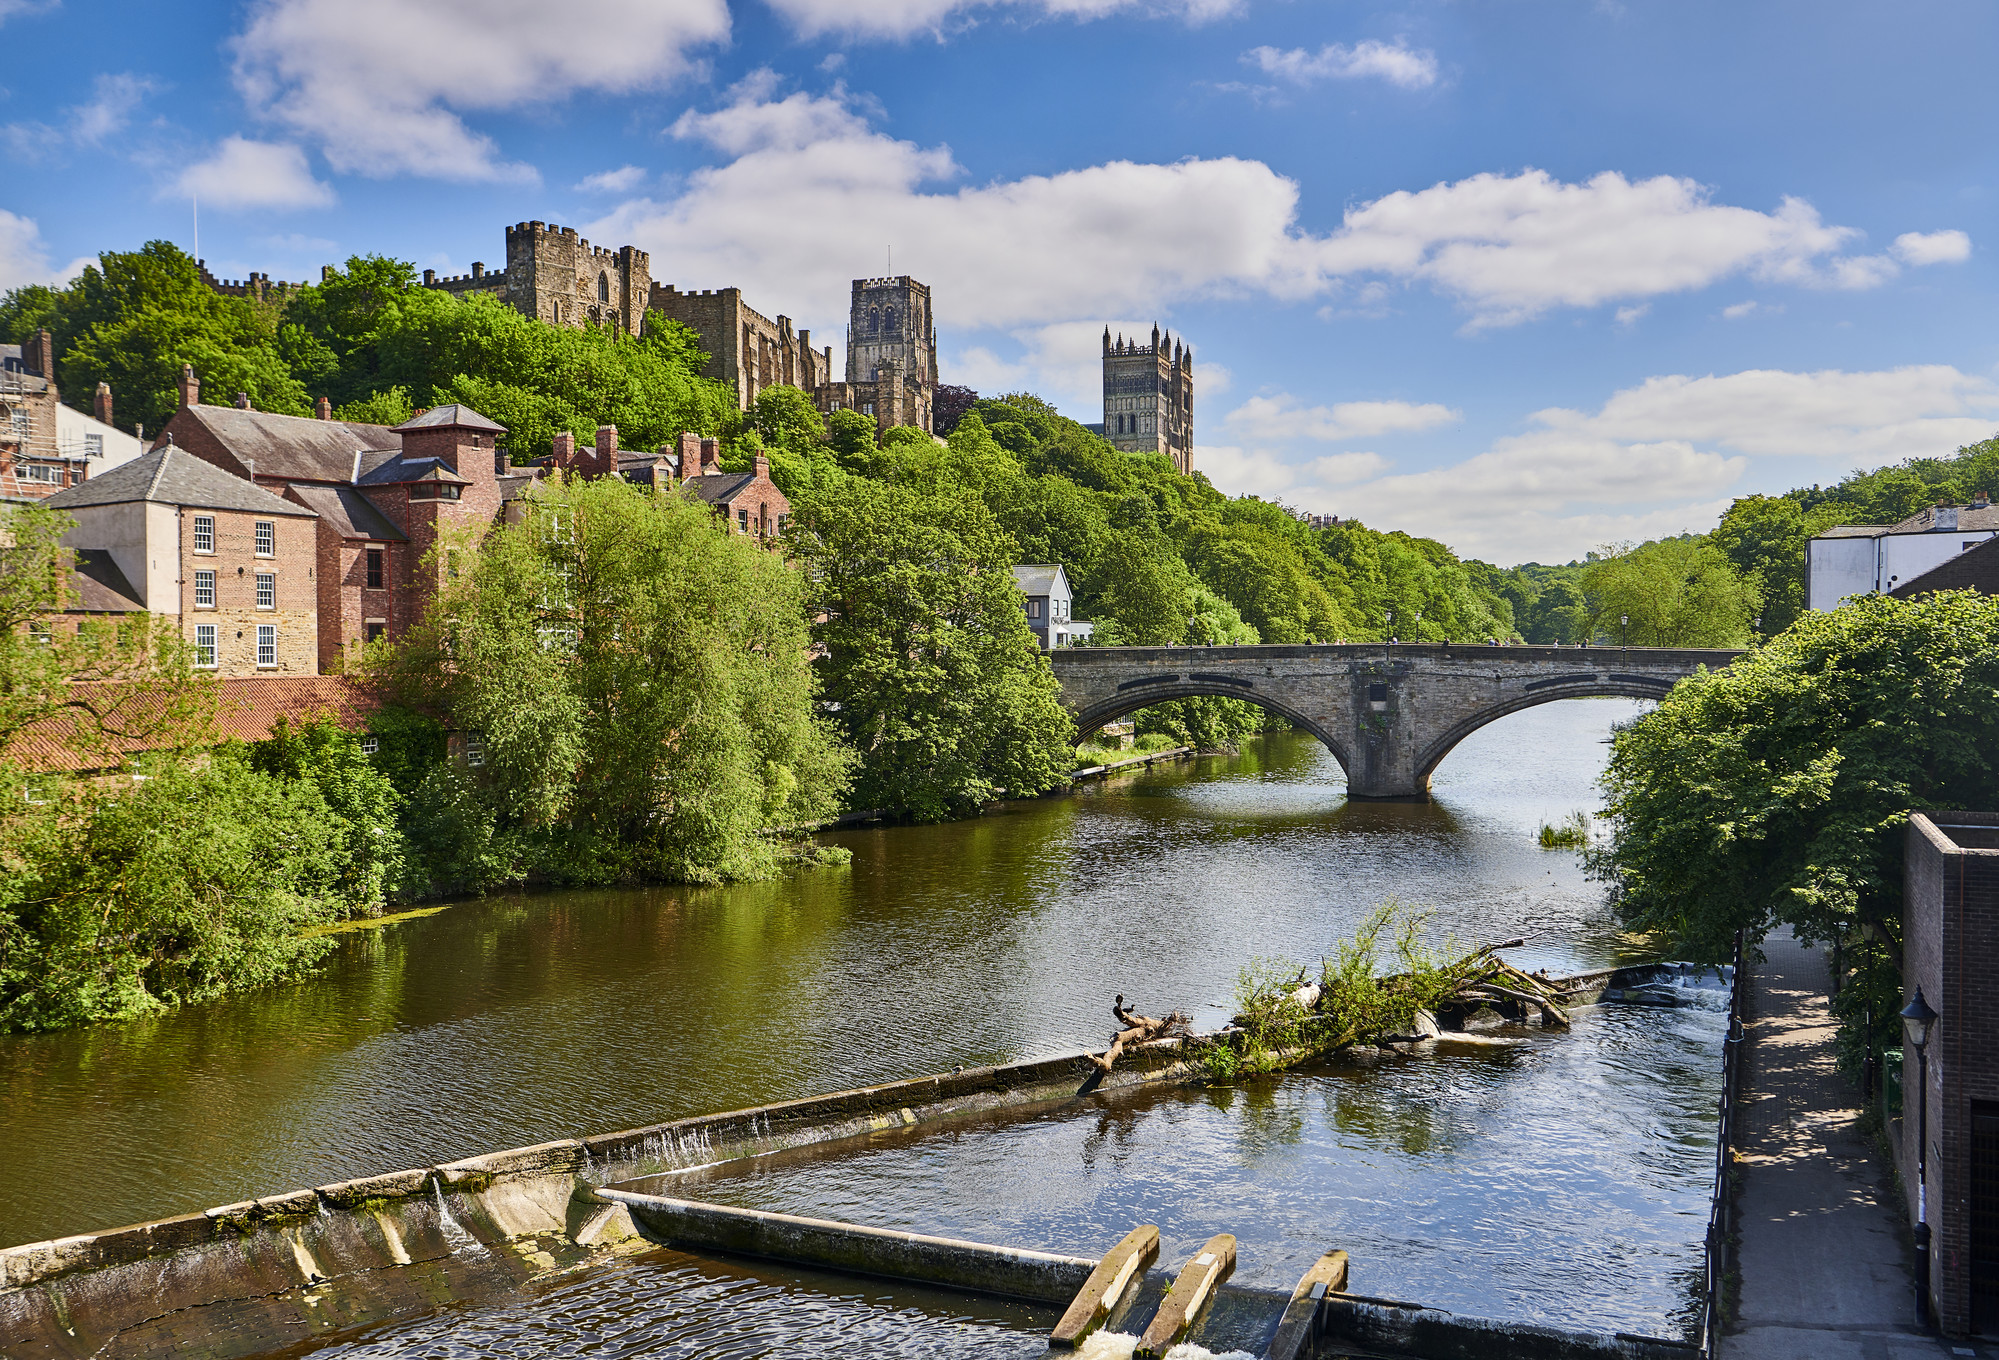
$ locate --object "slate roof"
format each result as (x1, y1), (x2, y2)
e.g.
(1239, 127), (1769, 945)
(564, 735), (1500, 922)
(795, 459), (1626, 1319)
(286, 484), (406, 541)
(356, 453), (472, 488)
(67, 549), (143, 611)
(1819, 504), (1999, 539)
(1890, 536), (1999, 599)
(1012, 564), (1069, 597)
(168, 405), (399, 483)
(393, 404), (506, 434)
(44, 446), (315, 517)
(684, 472), (754, 505)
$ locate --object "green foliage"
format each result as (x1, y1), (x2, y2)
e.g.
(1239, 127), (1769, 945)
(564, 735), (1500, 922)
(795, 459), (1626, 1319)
(334, 386), (415, 427)
(1595, 591), (1999, 960)
(0, 751), (345, 1031)
(792, 477), (1074, 821)
(250, 715), (408, 909)
(1538, 811), (1592, 848)
(362, 705), (448, 797)
(1581, 538), (1761, 647)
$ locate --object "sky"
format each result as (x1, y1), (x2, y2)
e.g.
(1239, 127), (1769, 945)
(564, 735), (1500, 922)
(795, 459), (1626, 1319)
(2, 0), (1995, 565)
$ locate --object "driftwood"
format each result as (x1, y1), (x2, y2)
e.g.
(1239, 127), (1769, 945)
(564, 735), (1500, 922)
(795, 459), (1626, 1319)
(1090, 995), (1190, 1075)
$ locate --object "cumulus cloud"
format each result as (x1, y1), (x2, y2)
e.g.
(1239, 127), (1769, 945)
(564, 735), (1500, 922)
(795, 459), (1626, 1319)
(764, 0), (1238, 40)
(595, 84), (1941, 335)
(1615, 304), (1648, 326)
(1224, 392), (1459, 442)
(1721, 300), (1763, 319)
(1203, 365), (1999, 563)
(3, 71), (158, 163)
(1893, 229), (1972, 266)
(576, 165), (648, 195)
(0, 0), (56, 26)
(173, 136), (334, 210)
(230, 0), (729, 180)
(0, 210), (92, 291)
(1244, 40), (1438, 90)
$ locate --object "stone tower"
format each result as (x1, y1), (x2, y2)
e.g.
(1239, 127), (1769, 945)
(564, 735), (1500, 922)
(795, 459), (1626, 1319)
(846, 276), (937, 433)
(420, 223), (651, 337)
(1103, 324), (1193, 475)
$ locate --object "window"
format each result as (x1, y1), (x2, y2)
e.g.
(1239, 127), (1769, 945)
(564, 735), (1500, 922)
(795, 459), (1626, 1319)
(410, 483), (462, 500)
(192, 515), (215, 554)
(597, 272), (610, 302)
(28, 621), (51, 645)
(536, 626), (578, 654)
(18, 463), (58, 484)
(365, 622), (386, 643)
(254, 520), (275, 556)
(464, 735), (486, 767)
(194, 569), (215, 608)
(255, 572), (275, 609)
(7, 406), (26, 436)
(194, 624), (217, 668)
(84, 433), (103, 458)
(256, 624), (276, 667)
(359, 737), (380, 756)
(366, 547), (385, 589)
(1027, 599), (1042, 619)
(737, 508), (750, 532)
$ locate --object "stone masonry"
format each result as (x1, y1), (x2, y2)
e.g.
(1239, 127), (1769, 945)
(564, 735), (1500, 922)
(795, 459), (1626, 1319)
(648, 284), (835, 411)
(1103, 324), (1194, 475)
(1050, 643), (1738, 798)
(424, 222), (651, 337)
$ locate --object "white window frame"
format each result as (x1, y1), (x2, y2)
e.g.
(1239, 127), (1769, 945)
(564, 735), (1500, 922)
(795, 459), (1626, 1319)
(254, 520), (275, 557)
(465, 735), (486, 767)
(192, 515), (215, 554)
(255, 572), (276, 610)
(194, 569), (215, 608)
(84, 432), (103, 458)
(194, 624), (218, 668)
(359, 737), (380, 756)
(256, 623), (276, 667)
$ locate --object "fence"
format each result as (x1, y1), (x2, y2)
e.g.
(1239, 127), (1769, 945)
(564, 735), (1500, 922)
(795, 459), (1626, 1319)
(1701, 928), (1748, 1357)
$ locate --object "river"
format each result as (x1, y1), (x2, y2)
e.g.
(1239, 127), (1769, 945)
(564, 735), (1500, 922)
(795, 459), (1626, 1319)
(0, 699), (1721, 1353)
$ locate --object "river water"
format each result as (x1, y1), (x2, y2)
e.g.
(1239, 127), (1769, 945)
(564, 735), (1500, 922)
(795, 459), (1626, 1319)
(0, 699), (1723, 1354)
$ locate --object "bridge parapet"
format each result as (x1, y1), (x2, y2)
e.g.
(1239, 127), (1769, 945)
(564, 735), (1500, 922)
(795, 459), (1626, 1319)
(1049, 644), (1739, 800)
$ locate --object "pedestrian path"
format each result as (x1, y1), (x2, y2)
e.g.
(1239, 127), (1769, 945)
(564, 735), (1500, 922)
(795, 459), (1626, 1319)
(1726, 929), (1962, 1359)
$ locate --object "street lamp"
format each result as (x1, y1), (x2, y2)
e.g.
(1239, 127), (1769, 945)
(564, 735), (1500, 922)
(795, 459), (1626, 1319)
(1903, 987), (1939, 1324)
(1620, 613), (1629, 647)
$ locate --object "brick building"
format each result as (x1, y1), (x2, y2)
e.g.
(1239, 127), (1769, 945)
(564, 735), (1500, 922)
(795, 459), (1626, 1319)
(648, 285), (835, 411)
(43, 446), (319, 676)
(1901, 811), (1999, 1335)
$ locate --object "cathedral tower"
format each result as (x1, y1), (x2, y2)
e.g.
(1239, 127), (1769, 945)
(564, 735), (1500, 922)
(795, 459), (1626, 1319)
(847, 276), (937, 433)
(1102, 324), (1193, 475)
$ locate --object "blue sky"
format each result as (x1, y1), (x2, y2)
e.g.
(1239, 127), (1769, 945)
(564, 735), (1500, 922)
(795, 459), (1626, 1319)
(3, 0), (1994, 564)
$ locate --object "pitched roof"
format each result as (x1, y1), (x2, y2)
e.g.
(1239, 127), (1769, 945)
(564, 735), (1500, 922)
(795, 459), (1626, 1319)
(67, 549), (143, 612)
(356, 453), (472, 487)
(286, 484), (406, 541)
(169, 404), (399, 483)
(6, 676), (381, 772)
(1890, 536), (1999, 599)
(1012, 564), (1068, 596)
(684, 471), (753, 504)
(44, 445), (316, 517)
(393, 404), (506, 434)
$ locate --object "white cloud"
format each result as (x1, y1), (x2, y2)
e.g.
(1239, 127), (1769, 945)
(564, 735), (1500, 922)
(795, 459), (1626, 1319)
(1721, 300), (1762, 319)
(3, 71), (157, 162)
(596, 85), (1937, 335)
(576, 165), (648, 194)
(1244, 40), (1438, 90)
(0, 0), (56, 26)
(1195, 362), (1231, 397)
(1893, 229), (1972, 266)
(230, 0), (729, 180)
(173, 136), (334, 210)
(0, 210), (91, 291)
(1309, 450), (1391, 483)
(1614, 303), (1648, 326)
(1224, 392), (1459, 442)
(1201, 365), (1999, 563)
(764, 0), (1238, 40)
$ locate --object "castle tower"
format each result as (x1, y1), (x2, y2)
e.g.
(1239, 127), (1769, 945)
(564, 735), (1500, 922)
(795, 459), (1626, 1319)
(501, 222), (651, 336)
(846, 276), (937, 433)
(1102, 323), (1194, 474)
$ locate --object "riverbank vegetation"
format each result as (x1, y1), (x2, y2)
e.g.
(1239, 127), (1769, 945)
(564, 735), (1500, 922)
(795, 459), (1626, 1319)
(1592, 590), (1999, 1062)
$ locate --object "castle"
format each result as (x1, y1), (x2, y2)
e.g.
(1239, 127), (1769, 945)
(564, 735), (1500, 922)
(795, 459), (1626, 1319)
(1103, 324), (1194, 476)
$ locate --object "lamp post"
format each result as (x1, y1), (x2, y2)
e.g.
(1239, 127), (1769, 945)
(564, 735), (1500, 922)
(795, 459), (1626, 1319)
(1620, 613), (1629, 647)
(1903, 987), (1939, 1325)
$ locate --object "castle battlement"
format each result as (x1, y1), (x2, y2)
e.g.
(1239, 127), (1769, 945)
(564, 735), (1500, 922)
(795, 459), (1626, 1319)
(853, 275), (921, 291)
(197, 262), (306, 301)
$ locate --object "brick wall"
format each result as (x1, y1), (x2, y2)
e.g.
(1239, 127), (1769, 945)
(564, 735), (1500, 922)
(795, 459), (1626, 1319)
(0, 381), (79, 500)
(178, 505), (317, 676)
(1903, 811), (1999, 1335)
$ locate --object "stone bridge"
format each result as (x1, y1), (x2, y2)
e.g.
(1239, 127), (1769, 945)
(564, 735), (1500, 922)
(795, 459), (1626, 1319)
(1050, 643), (1740, 800)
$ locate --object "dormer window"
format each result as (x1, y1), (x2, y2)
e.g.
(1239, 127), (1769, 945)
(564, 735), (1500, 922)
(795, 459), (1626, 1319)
(411, 483), (463, 500)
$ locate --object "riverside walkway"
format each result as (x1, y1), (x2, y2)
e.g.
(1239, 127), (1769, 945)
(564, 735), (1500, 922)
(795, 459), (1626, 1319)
(1726, 930), (1961, 1359)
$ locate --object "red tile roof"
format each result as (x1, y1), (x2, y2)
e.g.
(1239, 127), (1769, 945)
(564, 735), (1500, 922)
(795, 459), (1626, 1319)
(6, 675), (382, 771)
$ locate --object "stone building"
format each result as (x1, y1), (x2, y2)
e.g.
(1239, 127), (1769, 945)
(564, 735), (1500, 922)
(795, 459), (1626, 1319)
(43, 446), (320, 677)
(816, 276), (937, 434)
(1103, 325), (1194, 475)
(647, 285), (835, 411)
(423, 222), (651, 337)
(1900, 811), (1999, 1334)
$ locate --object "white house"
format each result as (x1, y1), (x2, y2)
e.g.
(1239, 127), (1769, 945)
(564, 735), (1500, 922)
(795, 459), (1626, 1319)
(1807, 498), (1999, 612)
(1012, 563), (1094, 649)
(56, 401), (144, 477)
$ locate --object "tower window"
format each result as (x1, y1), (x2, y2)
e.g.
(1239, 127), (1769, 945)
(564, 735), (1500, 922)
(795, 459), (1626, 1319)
(598, 273), (610, 302)
(366, 547), (385, 589)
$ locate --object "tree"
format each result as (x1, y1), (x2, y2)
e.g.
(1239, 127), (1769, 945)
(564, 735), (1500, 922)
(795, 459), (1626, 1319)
(1597, 591), (1999, 968)
(933, 384), (978, 436)
(791, 478), (1074, 821)
(1711, 495), (1843, 635)
(251, 714), (409, 908)
(376, 474), (847, 884)
(1582, 538), (1760, 646)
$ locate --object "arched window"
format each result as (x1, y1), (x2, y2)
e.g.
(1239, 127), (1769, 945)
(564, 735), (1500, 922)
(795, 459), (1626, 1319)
(598, 273), (610, 303)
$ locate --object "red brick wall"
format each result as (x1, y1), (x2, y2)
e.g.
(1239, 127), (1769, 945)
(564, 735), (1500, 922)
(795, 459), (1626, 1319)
(177, 504), (316, 676)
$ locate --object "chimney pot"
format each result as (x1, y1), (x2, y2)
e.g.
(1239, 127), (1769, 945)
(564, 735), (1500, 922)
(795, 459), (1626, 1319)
(315, 396), (332, 420)
(235, 392), (252, 409)
(178, 365), (200, 409)
(93, 382), (113, 429)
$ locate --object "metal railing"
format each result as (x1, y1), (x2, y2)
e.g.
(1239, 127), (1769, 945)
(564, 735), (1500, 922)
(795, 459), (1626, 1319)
(1702, 928), (1749, 1356)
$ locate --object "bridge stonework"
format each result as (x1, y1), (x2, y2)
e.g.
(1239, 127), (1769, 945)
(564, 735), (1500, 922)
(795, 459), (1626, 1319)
(1050, 644), (1739, 800)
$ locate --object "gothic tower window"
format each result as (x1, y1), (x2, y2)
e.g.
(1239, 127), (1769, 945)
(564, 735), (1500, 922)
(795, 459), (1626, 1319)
(598, 273), (610, 303)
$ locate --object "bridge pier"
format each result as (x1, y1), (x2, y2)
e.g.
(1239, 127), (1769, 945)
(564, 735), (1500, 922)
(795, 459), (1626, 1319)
(1051, 644), (1738, 801)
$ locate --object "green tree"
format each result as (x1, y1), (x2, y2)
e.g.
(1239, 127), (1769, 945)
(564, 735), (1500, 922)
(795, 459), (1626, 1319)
(251, 714), (409, 909)
(791, 478), (1074, 820)
(1711, 495), (1843, 635)
(1582, 537), (1760, 646)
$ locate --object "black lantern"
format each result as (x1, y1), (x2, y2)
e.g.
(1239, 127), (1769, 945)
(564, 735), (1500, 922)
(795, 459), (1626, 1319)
(1903, 987), (1939, 1324)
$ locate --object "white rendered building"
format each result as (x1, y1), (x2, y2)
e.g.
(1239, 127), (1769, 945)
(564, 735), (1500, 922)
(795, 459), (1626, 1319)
(1807, 498), (1999, 612)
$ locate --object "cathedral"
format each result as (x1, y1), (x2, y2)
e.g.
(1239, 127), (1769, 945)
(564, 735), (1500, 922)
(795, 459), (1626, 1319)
(1102, 325), (1194, 475)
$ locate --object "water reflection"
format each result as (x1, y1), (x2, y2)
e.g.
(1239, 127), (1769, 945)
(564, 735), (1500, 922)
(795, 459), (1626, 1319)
(0, 699), (1649, 1249)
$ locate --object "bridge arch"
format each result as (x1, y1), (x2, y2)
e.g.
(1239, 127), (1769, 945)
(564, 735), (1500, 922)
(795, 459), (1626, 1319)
(1411, 679), (1674, 786)
(1070, 682), (1354, 777)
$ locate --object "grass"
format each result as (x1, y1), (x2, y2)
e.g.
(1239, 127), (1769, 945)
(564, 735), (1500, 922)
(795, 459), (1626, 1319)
(1537, 810), (1593, 848)
(1074, 731), (1186, 764)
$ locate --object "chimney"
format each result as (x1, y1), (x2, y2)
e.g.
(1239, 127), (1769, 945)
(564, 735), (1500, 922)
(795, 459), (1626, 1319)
(753, 453), (770, 483)
(1936, 500), (1959, 532)
(699, 437), (721, 475)
(178, 364), (200, 409)
(551, 430), (576, 472)
(244, 457), (256, 480)
(678, 431), (702, 480)
(594, 424), (618, 478)
(234, 391), (252, 409)
(93, 382), (113, 429)
(28, 328), (53, 381)
(495, 446), (508, 476)
(1978, 491), (1992, 510)
(316, 395), (332, 420)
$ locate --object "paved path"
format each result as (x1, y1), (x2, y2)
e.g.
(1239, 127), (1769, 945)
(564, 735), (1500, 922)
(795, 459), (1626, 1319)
(1725, 930), (1966, 1359)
